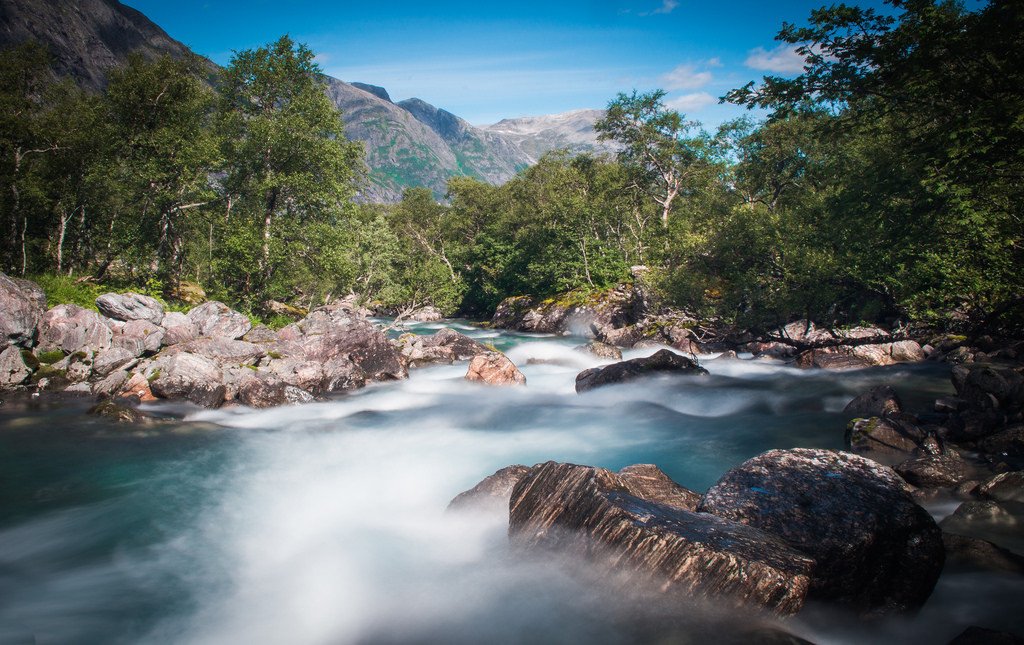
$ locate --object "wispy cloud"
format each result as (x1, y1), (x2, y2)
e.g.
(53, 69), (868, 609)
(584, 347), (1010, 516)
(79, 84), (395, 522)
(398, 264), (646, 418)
(660, 63), (713, 90)
(744, 43), (806, 74)
(640, 0), (679, 16)
(664, 92), (715, 113)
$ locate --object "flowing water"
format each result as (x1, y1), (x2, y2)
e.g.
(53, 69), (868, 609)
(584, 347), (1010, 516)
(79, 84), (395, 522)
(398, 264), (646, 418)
(1, 322), (1022, 644)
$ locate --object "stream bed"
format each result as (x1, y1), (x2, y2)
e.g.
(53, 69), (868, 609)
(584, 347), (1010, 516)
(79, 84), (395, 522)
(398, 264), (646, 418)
(2, 321), (1022, 644)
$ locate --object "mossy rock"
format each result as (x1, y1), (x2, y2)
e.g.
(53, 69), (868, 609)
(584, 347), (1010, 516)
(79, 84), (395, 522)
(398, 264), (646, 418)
(88, 400), (149, 424)
(31, 365), (69, 388)
(20, 350), (40, 371)
(35, 349), (64, 365)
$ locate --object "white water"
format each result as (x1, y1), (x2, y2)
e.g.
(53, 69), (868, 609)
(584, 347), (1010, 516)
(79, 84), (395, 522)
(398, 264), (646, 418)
(1, 325), (1021, 644)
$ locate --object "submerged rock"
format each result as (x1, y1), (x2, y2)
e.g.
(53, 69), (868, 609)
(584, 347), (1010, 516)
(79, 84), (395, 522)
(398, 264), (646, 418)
(95, 292), (165, 325)
(466, 351), (525, 386)
(87, 399), (149, 424)
(941, 532), (1024, 574)
(508, 461), (814, 615)
(977, 472), (1024, 503)
(447, 464), (532, 513)
(575, 349), (707, 393)
(843, 385), (903, 417)
(948, 626), (1024, 645)
(575, 340), (623, 361)
(698, 448), (944, 615)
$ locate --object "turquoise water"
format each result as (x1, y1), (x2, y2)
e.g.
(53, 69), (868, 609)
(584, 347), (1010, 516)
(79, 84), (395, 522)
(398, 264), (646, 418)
(1, 323), (1020, 644)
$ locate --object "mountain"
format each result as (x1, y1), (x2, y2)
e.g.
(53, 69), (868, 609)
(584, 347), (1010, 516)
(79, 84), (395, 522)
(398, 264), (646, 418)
(483, 109), (612, 161)
(0, 0), (194, 91)
(0, 0), (604, 202)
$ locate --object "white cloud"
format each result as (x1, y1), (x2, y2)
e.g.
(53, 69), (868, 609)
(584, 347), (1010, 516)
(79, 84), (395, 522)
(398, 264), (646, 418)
(640, 0), (679, 16)
(706, 57), (722, 68)
(660, 64), (712, 90)
(744, 43), (806, 74)
(664, 92), (715, 113)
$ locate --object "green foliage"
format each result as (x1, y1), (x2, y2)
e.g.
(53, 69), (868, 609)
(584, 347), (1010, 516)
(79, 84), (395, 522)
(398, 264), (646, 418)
(30, 274), (104, 311)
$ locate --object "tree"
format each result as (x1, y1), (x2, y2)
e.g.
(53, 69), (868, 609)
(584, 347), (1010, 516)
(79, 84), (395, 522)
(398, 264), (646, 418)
(594, 90), (713, 228)
(218, 35), (363, 302)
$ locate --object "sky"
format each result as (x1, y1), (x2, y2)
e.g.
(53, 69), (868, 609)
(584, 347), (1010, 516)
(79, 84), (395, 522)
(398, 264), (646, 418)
(122, 0), (893, 128)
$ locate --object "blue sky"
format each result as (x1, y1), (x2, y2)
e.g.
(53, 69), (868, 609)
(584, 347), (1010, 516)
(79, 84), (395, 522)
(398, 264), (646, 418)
(123, 0), (891, 128)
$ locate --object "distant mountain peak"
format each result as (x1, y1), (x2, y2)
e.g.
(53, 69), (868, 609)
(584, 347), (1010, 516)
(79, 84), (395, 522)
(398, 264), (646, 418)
(350, 82), (391, 103)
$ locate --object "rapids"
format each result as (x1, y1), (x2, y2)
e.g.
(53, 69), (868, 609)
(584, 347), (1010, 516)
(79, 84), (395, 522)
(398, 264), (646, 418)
(1, 321), (1022, 644)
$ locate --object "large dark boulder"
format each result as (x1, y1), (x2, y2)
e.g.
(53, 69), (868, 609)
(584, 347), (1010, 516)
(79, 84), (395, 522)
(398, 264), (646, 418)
(941, 532), (1024, 574)
(845, 415), (931, 463)
(575, 349), (708, 393)
(508, 461), (815, 616)
(894, 453), (969, 489)
(0, 272), (46, 350)
(698, 448), (944, 615)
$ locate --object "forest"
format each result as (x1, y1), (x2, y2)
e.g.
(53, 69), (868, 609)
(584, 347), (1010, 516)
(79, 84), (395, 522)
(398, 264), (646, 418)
(1, 0), (1020, 336)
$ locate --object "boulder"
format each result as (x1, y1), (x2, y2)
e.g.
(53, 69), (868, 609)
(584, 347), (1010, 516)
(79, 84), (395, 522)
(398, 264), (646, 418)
(289, 303), (406, 382)
(843, 385), (903, 417)
(941, 532), (1024, 574)
(172, 338), (265, 366)
(407, 305), (443, 322)
(0, 272), (46, 349)
(112, 319), (164, 356)
(698, 448), (944, 615)
(447, 464), (532, 513)
(508, 461), (815, 616)
(186, 301), (251, 340)
(36, 304), (112, 355)
(977, 472), (1024, 503)
(148, 352), (226, 407)
(236, 374), (314, 408)
(117, 372), (158, 402)
(894, 453), (969, 489)
(92, 347), (138, 377)
(0, 346), (32, 388)
(265, 355), (365, 395)
(845, 416), (930, 462)
(616, 464), (701, 511)
(947, 626), (1024, 645)
(422, 328), (489, 360)
(978, 425), (1024, 457)
(95, 292), (165, 325)
(160, 311), (198, 346)
(575, 340), (622, 361)
(465, 351), (526, 386)
(575, 349), (708, 393)
(242, 324), (278, 344)
(91, 369), (130, 398)
(167, 280), (206, 305)
(398, 328), (490, 368)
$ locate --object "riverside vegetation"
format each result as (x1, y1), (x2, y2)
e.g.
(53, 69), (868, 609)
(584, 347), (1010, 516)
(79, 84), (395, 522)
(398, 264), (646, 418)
(0, 1), (1020, 339)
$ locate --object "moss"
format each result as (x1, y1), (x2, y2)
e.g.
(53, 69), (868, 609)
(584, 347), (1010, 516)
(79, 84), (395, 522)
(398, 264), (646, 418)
(36, 349), (65, 365)
(72, 350), (88, 361)
(20, 350), (40, 371)
(267, 351), (283, 360)
(147, 369), (161, 383)
(31, 365), (68, 386)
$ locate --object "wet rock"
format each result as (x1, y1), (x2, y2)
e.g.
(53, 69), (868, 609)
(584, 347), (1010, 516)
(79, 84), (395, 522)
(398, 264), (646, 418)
(399, 328), (490, 368)
(698, 448), (944, 615)
(894, 453), (969, 488)
(447, 464), (532, 513)
(979, 425), (1024, 457)
(87, 399), (149, 424)
(617, 464), (701, 511)
(0, 272), (46, 349)
(948, 626), (1024, 645)
(95, 292), (165, 325)
(236, 374), (314, 408)
(0, 346), (32, 387)
(936, 396), (968, 414)
(977, 472), (1024, 503)
(844, 385), (903, 417)
(265, 355), (365, 395)
(36, 304), (112, 355)
(186, 301), (251, 339)
(148, 352), (226, 407)
(289, 303), (406, 382)
(845, 416), (929, 462)
(423, 328), (489, 360)
(575, 349), (708, 393)
(794, 326), (925, 369)
(508, 461), (815, 616)
(942, 532), (1024, 574)
(466, 351), (526, 386)
(576, 340), (622, 361)
(112, 319), (164, 356)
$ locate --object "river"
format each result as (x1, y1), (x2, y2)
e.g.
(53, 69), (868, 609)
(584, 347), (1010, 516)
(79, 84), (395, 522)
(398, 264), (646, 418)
(1, 321), (1022, 644)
